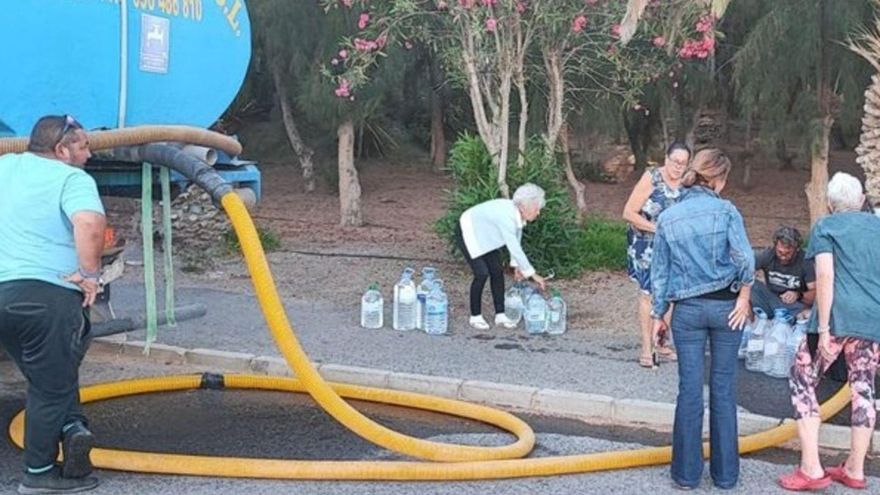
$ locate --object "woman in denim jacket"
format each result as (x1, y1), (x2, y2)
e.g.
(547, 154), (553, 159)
(650, 148), (754, 490)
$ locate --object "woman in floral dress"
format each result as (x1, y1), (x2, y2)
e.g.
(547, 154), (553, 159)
(622, 142), (690, 367)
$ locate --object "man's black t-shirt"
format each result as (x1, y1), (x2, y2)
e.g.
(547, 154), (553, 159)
(754, 248), (816, 295)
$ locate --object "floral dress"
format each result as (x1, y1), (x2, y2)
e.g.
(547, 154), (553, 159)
(626, 167), (680, 294)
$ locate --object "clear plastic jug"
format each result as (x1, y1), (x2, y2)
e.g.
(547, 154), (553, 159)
(415, 266), (436, 330)
(546, 289), (566, 335)
(524, 292), (547, 335)
(504, 284), (524, 325)
(745, 307), (769, 372)
(360, 283), (383, 329)
(424, 279), (448, 335)
(392, 267), (417, 331)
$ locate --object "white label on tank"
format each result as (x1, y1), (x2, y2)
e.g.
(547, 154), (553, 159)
(140, 14), (170, 74)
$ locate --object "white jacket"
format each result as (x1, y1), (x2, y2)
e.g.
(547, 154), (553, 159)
(459, 199), (535, 278)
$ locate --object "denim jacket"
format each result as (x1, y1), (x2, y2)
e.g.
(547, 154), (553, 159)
(650, 186), (754, 317)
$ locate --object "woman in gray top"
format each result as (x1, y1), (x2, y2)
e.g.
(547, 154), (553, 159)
(779, 172), (880, 491)
(455, 184), (548, 330)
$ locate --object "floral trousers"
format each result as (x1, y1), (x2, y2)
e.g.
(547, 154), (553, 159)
(789, 336), (880, 428)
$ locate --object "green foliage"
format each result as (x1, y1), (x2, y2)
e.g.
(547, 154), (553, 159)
(222, 225), (282, 255)
(576, 216), (628, 271)
(436, 134), (627, 278)
(733, 0), (873, 151)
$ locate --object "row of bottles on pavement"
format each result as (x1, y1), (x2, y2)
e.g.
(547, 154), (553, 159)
(738, 307), (808, 379)
(361, 267), (448, 334)
(361, 267), (566, 335)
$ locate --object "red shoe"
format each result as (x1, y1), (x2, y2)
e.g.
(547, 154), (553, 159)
(826, 462), (867, 489)
(778, 468), (832, 491)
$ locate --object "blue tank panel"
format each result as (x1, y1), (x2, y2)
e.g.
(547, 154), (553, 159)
(0, 0), (251, 136)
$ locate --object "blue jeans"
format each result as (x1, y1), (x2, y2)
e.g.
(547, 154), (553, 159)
(671, 297), (742, 489)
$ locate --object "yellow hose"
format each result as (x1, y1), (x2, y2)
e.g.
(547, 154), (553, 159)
(6, 182), (854, 480)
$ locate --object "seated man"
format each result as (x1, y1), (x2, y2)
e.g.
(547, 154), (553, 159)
(751, 225), (815, 317)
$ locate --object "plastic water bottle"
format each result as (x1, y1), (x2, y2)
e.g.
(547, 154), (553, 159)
(424, 279), (448, 335)
(546, 289), (566, 335)
(360, 283), (383, 329)
(504, 284), (524, 325)
(415, 267), (436, 330)
(763, 309), (791, 377)
(393, 267), (417, 331)
(524, 292), (547, 335)
(745, 308), (769, 372)
(738, 318), (754, 360)
(520, 282), (537, 307)
(779, 316), (808, 378)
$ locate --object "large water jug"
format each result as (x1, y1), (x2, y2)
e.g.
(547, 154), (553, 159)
(415, 267), (437, 330)
(745, 308), (769, 372)
(524, 292), (547, 334)
(779, 316), (808, 378)
(763, 309), (792, 377)
(360, 283), (383, 329)
(546, 289), (567, 335)
(504, 284), (524, 325)
(520, 282), (538, 306)
(424, 279), (448, 335)
(738, 318), (754, 359)
(393, 267), (417, 331)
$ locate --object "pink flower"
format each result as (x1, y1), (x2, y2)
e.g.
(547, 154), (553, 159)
(338, 49), (349, 59)
(335, 79), (351, 98)
(695, 14), (714, 33)
(677, 34), (715, 59)
(610, 23), (621, 38)
(481, 0), (497, 6)
(341, 0), (353, 7)
(486, 17), (497, 32)
(358, 12), (370, 30)
(572, 15), (587, 33)
(354, 37), (378, 52)
(437, 0), (448, 9)
(459, 0), (475, 8)
(652, 36), (666, 48)
(515, 2), (526, 14)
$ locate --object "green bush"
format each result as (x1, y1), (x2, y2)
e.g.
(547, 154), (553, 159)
(222, 224), (282, 255)
(577, 216), (628, 271)
(436, 134), (626, 278)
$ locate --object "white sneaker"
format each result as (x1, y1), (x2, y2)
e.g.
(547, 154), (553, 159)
(495, 313), (518, 329)
(469, 315), (490, 330)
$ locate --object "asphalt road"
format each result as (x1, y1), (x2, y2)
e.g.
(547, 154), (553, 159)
(2, 355), (877, 495)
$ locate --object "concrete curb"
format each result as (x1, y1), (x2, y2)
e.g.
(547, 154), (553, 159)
(88, 336), (880, 455)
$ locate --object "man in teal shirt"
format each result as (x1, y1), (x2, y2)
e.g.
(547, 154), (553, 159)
(0, 115), (105, 494)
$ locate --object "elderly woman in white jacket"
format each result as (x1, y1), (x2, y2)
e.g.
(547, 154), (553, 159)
(455, 183), (549, 330)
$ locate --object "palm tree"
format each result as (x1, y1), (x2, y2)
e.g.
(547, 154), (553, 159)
(851, 1), (880, 202)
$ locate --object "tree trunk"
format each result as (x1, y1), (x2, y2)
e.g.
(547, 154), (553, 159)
(515, 74), (528, 168)
(337, 119), (362, 227)
(429, 62), (447, 172)
(623, 109), (649, 171)
(543, 48), (565, 153)
(741, 112), (754, 190)
(271, 63), (316, 193)
(856, 75), (880, 201)
(806, 116), (833, 224)
(559, 124), (588, 222)
(497, 74), (512, 198)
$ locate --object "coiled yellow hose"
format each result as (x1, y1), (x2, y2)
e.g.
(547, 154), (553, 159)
(4, 130), (853, 479)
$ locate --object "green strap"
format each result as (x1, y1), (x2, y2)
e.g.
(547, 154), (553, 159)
(160, 167), (176, 326)
(141, 163), (158, 352)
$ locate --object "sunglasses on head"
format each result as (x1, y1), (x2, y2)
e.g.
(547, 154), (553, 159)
(56, 115), (81, 145)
